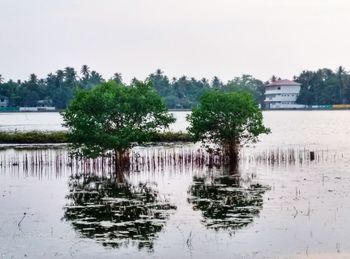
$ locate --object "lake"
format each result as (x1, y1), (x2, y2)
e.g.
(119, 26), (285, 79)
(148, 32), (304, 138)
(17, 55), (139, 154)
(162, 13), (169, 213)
(1, 111), (350, 258)
(0, 111), (190, 132)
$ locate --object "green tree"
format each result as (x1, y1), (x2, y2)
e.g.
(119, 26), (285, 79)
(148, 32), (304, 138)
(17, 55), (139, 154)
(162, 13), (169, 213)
(225, 75), (265, 106)
(112, 72), (123, 84)
(80, 65), (90, 79)
(187, 91), (270, 166)
(63, 81), (175, 171)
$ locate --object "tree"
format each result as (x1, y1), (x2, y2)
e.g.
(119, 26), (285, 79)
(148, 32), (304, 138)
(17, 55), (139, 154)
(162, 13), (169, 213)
(63, 80), (175, 171)
(187, 91), (270, 166)
(80, 65), (90, 79)
(64, 67), (77, 85)
(211, 76), (223, 89)
(225, 75), (265, 106)
(112, 72), (123, 84)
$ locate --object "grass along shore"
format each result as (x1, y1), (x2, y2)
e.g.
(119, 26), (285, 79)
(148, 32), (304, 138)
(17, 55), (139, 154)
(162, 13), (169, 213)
(0, 131), (193, 144)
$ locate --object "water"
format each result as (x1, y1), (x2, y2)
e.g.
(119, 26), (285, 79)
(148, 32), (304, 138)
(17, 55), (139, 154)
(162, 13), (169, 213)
(1, 111), (350, 258)
(0, 111), (190, 132)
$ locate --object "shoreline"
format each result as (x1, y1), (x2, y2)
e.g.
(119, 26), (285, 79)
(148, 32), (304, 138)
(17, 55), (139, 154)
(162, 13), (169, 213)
(0, 131), (193, 144)
(1, 108), (350, 113)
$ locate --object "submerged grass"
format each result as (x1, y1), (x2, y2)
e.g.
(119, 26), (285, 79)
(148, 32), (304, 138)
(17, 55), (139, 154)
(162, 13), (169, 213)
(0, 131), (193, 144)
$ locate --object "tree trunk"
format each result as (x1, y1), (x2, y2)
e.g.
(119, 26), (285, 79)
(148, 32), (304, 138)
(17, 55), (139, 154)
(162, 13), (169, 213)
(114, 149), (130, 172)
(226, 139), (239, 168)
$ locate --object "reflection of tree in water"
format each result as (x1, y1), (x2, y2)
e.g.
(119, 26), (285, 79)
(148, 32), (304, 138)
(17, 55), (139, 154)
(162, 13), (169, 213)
(63, 173), (176, 250)
(188, 172), (269, 231)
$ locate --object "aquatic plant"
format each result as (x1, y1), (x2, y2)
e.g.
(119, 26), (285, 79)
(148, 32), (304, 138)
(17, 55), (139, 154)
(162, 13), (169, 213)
(0, 131), (193, 144)
(187, 91), (270, 166)
(62, 81), (175, 171)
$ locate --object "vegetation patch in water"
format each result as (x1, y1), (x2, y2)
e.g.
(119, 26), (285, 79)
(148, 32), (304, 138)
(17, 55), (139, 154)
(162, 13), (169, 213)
(0, 131), (68, 144)
(0, 131), (192, 144)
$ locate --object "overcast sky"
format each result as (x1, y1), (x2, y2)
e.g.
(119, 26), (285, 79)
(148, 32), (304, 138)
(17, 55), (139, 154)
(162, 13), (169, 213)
(1, 0), (350, 83)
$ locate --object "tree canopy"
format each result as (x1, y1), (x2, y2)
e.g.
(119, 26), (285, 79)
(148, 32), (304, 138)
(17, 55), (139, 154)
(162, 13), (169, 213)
(2, 65), (350, 110)
(296, 67), (350, 105)
(63, 81), (175, 170)
(187, 91), (270, 165)
(0, 66), (265, 109)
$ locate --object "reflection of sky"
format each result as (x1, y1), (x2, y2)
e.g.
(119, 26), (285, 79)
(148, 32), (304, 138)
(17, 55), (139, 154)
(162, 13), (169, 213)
(1, 141), (350, 258)
(64, 174), (176, 250)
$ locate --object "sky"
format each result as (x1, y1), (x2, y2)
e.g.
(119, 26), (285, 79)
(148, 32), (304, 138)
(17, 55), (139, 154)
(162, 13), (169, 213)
(1, 0), (350, 83)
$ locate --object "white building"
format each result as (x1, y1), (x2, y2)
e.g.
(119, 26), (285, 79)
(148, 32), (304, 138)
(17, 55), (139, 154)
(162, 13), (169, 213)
(264, 79), (305, 109)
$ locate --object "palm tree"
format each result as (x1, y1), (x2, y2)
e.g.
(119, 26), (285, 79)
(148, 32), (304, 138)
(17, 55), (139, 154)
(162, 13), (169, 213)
(64, 67), (77, 85)
(337, 66), (346, 104)
(29, 74), (38, 84)
(56, 70), (64, 88)
(156, 69), (163, 76)
(211, 76), (222, 88)
(112, 72), (123, 84)
(81, 65), (90, 79)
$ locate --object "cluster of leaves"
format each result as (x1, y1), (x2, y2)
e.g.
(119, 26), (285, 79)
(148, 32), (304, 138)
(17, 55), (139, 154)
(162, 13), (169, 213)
(63, 81), (175, 158)
(187, 91), (270, 150)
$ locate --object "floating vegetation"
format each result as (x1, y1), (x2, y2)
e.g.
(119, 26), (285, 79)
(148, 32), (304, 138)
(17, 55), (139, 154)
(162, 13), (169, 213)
(63, 173), (176, 250)
(188, 172), (270, 232)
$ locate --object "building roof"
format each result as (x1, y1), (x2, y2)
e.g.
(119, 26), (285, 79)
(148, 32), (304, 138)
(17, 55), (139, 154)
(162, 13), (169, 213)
(267, 79), (301, 87)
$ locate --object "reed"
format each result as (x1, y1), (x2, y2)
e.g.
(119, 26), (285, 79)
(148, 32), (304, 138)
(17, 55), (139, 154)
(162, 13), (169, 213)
(0, 145), (338, 176)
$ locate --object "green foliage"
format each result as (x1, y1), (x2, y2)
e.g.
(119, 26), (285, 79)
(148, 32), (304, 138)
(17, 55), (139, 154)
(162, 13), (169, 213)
(0, 131), (67, 144)
(150, 131), (192, 142)
(187, 91), (270, 156)
(63, 81), (175, 158)
(0, 66), (266, 110)
(225, 75), (265, 104)
(146, 70), (264, 109)
(0, 131), (192, 144)
(296, 67), (350, 105)
(3, 66), (350, 109)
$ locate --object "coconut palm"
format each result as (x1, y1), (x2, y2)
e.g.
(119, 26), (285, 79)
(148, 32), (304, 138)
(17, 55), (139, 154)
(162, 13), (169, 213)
(80, 65), (90, 79)
(112, 72), (123, 84)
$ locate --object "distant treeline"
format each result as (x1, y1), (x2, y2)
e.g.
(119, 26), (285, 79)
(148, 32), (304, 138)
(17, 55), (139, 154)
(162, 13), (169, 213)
(0, 66), (349, 109)
(295, 67), (350, 105)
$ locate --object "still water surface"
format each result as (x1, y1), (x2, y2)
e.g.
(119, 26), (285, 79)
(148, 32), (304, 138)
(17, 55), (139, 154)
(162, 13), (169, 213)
(0, 111), (189, 132)
(1, 111), (350, 258)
